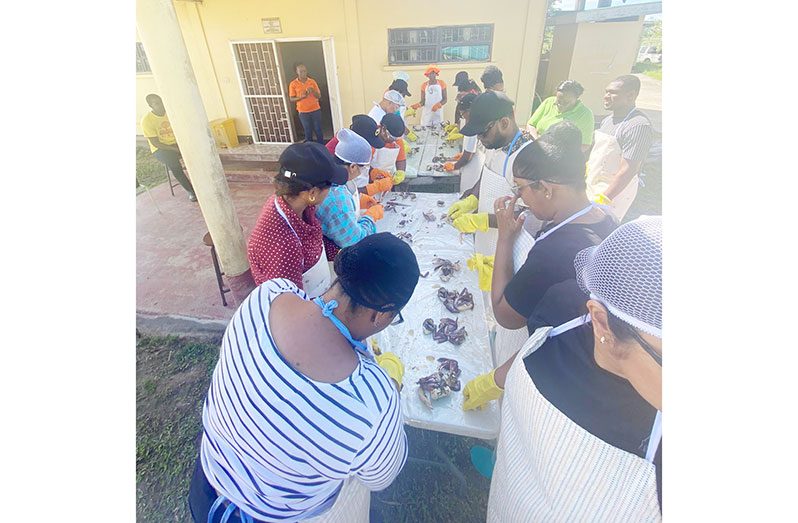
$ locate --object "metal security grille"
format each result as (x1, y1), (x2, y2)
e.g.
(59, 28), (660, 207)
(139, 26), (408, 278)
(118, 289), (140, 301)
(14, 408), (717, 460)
(388, 25), (494, 65)
(136, 42), (151, 74)
(232, 42), (294, 143)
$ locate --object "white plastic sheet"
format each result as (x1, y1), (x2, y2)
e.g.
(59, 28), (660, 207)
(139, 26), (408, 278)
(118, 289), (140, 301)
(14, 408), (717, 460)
(373, 193), (500, 440)
(405, 125), (462, 178)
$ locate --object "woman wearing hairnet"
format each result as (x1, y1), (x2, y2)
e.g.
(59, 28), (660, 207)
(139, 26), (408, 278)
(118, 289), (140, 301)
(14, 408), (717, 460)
(189, 233), (421, 523)
(465, 216), (663, 521)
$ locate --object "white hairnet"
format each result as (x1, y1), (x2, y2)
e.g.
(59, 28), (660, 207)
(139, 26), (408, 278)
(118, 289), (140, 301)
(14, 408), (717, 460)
(392, 71), (410, 83)
(574, 216), (662, 338)
(334, 128), (372, 165)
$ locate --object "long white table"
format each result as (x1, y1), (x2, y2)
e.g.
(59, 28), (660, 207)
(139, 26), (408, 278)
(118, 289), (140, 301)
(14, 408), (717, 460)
(404, 124), (463, 179)
(372, 192), (500, 440)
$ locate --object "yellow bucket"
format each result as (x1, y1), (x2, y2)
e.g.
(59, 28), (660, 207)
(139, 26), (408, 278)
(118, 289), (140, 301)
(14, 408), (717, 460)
(210, 118), (239, 148)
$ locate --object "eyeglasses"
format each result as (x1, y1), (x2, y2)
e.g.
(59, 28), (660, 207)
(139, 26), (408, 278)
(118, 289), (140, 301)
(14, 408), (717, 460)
(630, 329), (662, 366)
(390, 310), (404, 326)
(478, 120), (498, 138)
(510, 180), (537, 197)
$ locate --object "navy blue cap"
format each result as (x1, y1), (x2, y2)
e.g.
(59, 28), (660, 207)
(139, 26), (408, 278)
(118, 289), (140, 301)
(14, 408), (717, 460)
(381, 113), (406, 139)
(278, 142), (348, 187)
(351, 114), (385, 149)
(334, 232), (420, 312)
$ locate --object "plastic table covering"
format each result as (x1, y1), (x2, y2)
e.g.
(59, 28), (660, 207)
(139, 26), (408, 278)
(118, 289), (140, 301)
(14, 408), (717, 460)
(372, 192), (500, 440)
(404, 124), (463, 179)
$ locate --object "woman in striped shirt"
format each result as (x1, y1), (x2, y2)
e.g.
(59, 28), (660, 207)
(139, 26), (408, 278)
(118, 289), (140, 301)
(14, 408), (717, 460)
(189, 232), (419, 523)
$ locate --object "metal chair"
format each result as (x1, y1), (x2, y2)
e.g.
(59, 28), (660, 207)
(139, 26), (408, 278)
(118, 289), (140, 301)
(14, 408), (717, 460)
(203, 232), (231, 307)
(164, 164), (181, 196)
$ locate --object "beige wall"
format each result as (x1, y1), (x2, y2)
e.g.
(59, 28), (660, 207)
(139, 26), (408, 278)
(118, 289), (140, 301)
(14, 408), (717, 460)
(543, 20), (644, 116)
(136, 0), (548, 139)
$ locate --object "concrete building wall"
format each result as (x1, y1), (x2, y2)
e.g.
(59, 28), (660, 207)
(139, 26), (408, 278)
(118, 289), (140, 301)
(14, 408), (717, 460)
(136, 0), (548, 139)
(542, 20), (644, 116)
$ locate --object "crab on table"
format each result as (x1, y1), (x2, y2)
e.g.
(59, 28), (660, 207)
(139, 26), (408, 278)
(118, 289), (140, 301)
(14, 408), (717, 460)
(417, 358), (462, 409)
(432, 258), (461, 282)
(432, 317), (458, 343)
(395, 232), (413, 244)
(422, 210), (436, 222)
(437, 287), (474, 314)
(423, 318), (436, 334)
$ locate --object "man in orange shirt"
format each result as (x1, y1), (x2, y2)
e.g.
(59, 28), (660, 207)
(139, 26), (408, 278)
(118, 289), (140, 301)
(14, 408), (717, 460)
(288, 63), (324, 144)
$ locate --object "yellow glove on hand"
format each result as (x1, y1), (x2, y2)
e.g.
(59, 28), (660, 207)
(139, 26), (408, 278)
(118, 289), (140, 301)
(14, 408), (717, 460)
(447, 194), (479, 220)
(402, 139), (411, 155)
(453, 212), (488, 233)
(594, 193), (613, 205)
(466, 253), (494, 291)
(444, 123), (459, 134)
(405, 107), (417, 118)
(376, 352), (404, 389)
(445, 132), (464, 142)
(462, 369), (504, 411)
(406, 130), (418, 142)
(392, 170), (406, 185)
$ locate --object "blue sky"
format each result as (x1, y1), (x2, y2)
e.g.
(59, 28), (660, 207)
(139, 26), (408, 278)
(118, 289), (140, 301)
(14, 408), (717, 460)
(554, 0), (662, 20)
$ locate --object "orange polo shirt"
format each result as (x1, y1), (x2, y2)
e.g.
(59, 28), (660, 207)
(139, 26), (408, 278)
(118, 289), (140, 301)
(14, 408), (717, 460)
(288, 77), (321, 113)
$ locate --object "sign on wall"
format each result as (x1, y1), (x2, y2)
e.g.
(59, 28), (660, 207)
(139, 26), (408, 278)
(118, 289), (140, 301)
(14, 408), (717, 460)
(262, 18), (282, 34)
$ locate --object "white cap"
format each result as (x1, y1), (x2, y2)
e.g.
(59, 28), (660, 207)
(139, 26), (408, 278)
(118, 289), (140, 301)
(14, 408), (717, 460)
(334, 128), (372, 165)
(383, 90), (405, 106)
(392, 71), (410, 83)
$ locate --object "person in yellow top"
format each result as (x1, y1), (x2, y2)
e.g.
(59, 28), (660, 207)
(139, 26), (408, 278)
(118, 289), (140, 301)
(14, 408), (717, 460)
(288, 63), (324, 144)
(140, 94), (196, 201)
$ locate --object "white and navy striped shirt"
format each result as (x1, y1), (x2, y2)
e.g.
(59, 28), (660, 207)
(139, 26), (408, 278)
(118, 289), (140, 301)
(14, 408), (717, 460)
(200, 279), (407, 522)
(599, 108), (654, 165)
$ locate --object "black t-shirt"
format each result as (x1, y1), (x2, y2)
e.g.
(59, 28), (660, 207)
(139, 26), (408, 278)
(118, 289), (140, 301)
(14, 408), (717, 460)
(503, 215), (617, 320)
(523, 279), (662, 509)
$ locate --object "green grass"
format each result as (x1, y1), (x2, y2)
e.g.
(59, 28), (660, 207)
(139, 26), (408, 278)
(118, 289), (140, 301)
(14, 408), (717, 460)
(136, 146), (167, 194)
(136, 335), (219, 523)
(632, 61), (662, 81)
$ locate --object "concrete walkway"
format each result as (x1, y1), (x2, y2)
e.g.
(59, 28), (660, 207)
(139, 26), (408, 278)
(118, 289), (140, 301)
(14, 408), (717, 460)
(137, 181), (275, 329)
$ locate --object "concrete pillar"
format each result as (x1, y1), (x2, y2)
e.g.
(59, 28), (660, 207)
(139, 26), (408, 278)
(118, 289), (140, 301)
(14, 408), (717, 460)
(136, 0), (255, 303)
(514, 0), (549, 122)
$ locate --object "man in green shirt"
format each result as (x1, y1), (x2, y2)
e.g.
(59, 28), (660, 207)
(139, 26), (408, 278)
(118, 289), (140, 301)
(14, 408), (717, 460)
(527, 80), (594, 151)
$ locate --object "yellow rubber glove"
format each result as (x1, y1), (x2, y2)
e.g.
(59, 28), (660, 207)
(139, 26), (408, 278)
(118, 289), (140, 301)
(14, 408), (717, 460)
(447, 194), (479, 220)
(402, 139), (411, 155)
(466, 253), (494, 291)
(392, 170), (406, 185)
(445, 132), (464, 142)
(376, 352), (404, 389)
(453, 212), (488, 233)
(594, 193), (613, 205)
(364, 204), (384, 221)
(462, 369), (504, 411)
(432, 102), (443, 112)
(444, 123), (459, 134)
(406, 130), (418, 142)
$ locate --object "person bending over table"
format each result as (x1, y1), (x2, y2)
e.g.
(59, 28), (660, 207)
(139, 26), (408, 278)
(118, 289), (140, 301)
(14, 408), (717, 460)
(247, 142), (347, 296)
(189, 232), (420, 523)
(316, 128), (385, 261)
(462, 217), (663, 521)
(325, 114), (385, 188)
(365, 113), (407, 190)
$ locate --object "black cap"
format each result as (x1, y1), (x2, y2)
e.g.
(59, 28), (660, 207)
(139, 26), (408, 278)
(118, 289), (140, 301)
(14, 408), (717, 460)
(334, 232), (420, 312)
(457, 92), (478, 113)
(278, 142), (348, 187)
(460, 91), (515, 136)
(453, 71), (470, 89)
(389, 79), (411, 97)
(513, 121), (585, 184)
(381, 113), (406, 138)
(351, 114), (385, 149)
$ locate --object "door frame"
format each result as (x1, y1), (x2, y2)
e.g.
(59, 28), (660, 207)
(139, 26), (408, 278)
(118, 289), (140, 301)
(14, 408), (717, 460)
(229, 37), (343, 144)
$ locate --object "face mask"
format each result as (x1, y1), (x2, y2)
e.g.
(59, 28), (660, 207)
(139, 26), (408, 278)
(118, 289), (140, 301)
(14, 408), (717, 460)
(359, 164), (370, 178)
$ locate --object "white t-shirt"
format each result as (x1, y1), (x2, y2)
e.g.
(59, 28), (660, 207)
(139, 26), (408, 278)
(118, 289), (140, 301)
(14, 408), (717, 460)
(367, 104), (386, 125)
(463, 134), (477, 154)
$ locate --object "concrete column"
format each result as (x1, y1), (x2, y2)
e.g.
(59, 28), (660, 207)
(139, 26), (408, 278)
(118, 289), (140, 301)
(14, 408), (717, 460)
(136, 0), (255, 303)
(514, 0), (549, 122)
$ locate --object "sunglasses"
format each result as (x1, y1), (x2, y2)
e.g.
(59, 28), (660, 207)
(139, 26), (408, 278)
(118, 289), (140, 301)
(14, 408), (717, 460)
(390, 310), (404, 326)
(630, 329), (662, 366)
(510, 180), (538, 197)
(478, 120), (498, 138)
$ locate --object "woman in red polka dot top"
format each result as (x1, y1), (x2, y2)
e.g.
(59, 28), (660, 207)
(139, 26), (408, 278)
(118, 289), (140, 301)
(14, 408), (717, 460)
(247, 142), (349, 297)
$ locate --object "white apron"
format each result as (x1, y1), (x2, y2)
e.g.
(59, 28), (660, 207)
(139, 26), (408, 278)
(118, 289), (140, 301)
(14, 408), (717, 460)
(586, 116), (640, 221)
(275, 199), (332, 299)
(304, 477), (371, 523)
(421, 81), (444, 126)
(488, 324), (662, 522)
(459, 123), (486, 192)
(493, 204), (596, 367)
(370, 144), (401, 175)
